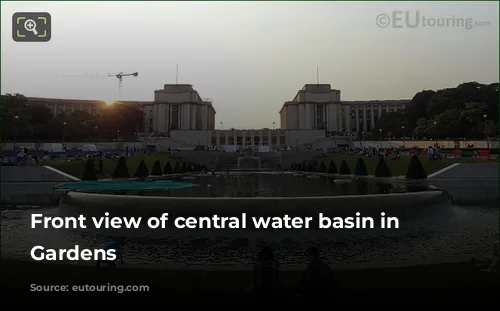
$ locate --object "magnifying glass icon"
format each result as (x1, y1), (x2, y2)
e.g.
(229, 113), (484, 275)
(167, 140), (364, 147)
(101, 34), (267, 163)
(24, 19), (38, 36)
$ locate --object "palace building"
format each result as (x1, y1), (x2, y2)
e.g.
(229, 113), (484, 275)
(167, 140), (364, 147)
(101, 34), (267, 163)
(26, 83), (409, 149)
(279, 84), (408, 133)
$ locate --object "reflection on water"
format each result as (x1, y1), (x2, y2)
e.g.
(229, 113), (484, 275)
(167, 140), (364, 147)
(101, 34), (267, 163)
(74, 173), (436, 198)
(1, 204), (498, 267)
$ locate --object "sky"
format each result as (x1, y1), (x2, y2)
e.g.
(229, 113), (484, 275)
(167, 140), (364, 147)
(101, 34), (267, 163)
(1, 1), (498, 129)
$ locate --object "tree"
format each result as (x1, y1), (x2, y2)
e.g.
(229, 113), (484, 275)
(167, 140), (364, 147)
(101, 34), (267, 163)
(112, 157), (130, 179)
(405, 155), (427, 179)
(328, 160), (338, 174)
(318, 161), (327, 173)
(307, 163), (313, 172)
(181, 162), (188, 173)
(163, 161), (173, 174)
(151, 160), (163, 176)
(82, 159), (98, 181)
(375, 82), (499, 139)
(134, 160), (149, 178)
(339, 160), (350, 175)
(354, 158), (368, 176)
(374, 157), (391, 178)
(173, 162), (181, 174)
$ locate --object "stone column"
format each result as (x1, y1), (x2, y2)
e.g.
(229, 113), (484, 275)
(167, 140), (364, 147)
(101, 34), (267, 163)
(345, 105), (350, 132)
(355, 106), (360, 132)
(370, 105), (375, 129)
(363, 106), (367, 132)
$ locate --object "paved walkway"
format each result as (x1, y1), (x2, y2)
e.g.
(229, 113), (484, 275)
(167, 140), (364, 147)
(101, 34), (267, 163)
(428, 163), (499, 205)
(1, 166), (74, 206)
(429, 162), (499, 180)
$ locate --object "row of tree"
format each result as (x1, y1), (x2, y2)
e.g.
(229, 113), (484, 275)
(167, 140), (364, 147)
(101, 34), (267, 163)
(291, 156), (427, 179)
(83, 158), (207, 180)
(2, 94), (143, 142)
(374, 82), (499, 139)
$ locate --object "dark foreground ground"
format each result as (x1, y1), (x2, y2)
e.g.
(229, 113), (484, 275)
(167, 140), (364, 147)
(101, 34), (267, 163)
(1, 259), (498, 304)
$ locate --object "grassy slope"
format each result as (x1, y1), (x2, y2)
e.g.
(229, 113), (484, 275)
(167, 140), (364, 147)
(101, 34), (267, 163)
(45, 155), (179, 180)
(320, 155), (465, 176)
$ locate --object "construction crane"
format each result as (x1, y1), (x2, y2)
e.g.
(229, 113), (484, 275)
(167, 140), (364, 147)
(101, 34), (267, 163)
(62, 72), (139, 94)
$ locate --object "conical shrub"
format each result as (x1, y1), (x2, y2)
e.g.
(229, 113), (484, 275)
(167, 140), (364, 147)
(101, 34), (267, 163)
(374, 156), (392, 178)
(339, 160), (350, 175)
(134, 160), (149, 178)
(181, 162), (188, 173)
(405, 155), (427, 179)
(173, 162), (181, 173)
(112, 157), (130, 179)
(328, 160), (338, 174)
(82, 159), (98, 181)
(151, 160), (163, 176)
(355, 158), (368, 176)
(307, 163), (313, 172)
(163, 161), (173, 174)
(318, 161), (327, 173)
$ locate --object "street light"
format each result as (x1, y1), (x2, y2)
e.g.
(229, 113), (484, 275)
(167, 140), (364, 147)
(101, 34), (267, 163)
(13, 115), (19, 151)
(401, 125), (405, 147)
(484, 114), (489, 148)
(62, 121), (67, 145)
(220, 121), (223, 130)
(433, 121), (438, 140)
(94, 126), (98, 145)
(378, 128), (382, 148)
(272, 121), (275, 130)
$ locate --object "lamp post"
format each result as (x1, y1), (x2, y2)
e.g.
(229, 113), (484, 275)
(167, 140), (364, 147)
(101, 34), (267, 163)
(378, 128), (382, 148)
(272, 121), (275, 130)
(401, 125), (405, 148)
(13, 115), (19, 151)
(483, 114), (489, 149)
(117, 129), (120, 140)
(433, 121), (438, 140)
(94, 126), (98, 145)
(361, 131), (365, 147)
(220, 121), (223, 130)
(62, 121), (67, 145)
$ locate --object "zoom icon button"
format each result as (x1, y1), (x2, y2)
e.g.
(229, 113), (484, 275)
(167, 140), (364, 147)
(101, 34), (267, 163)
(13, 12), (51, 42)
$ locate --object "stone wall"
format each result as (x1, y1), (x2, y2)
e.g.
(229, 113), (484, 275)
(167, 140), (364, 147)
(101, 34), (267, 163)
(353, 140), (498, 149)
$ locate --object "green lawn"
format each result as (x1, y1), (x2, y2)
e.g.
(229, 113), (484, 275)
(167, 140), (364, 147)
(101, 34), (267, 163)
(319, 155), (466, 176)
(45, 154), (469, 180)
(45, 155), (179, 180)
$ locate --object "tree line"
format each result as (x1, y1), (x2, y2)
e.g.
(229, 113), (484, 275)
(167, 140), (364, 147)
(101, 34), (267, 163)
(2, 94), (144, 142)
(373, 82), (498, 140)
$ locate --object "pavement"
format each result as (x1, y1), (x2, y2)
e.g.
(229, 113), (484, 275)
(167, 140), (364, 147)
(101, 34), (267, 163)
(429, 162), (499, 180)
(1, 166), (73, 206)
(428, 162), (499, 205)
